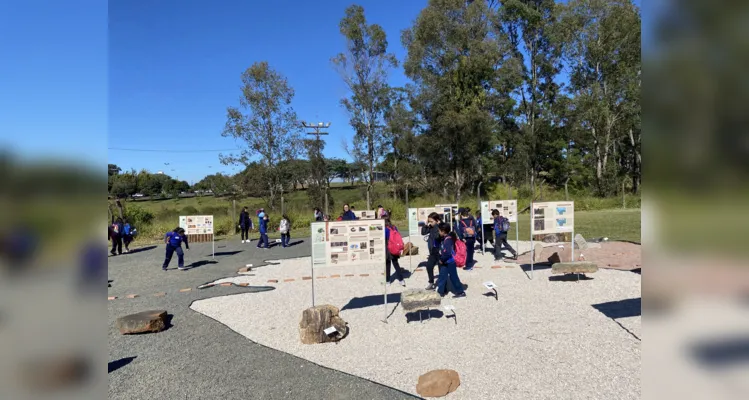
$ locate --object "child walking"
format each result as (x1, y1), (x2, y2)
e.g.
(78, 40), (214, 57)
(492, 209), (517, 260)
(457, 208), (477, 270)
(384, 215), (406, 286)
(279, 214), (291, 248)
(257, 211), (269, 249)
(436, 222), (466, 298)
(162, 227), (190, 271)
(420, 212), (442, 290)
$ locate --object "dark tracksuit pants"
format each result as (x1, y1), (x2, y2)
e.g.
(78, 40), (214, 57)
(240, 227), (250, 241)
(163, 244), (185, 269)
(257, 232), (269, 248)
(464, 237), (476, 268)
(281, 233), (290, 247)
(425, 249), (439, 284)
(385, 236), (405, 282)
(111, 234), (122, 255)
(123, 234), (133, 251)
(494, 232), (517, 260)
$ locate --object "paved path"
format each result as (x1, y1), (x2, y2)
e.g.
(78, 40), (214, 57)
(108, 237), (417, 400)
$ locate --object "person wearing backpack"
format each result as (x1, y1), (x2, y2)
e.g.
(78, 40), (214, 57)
(384, 216), (406, 286)
(256, 211), (269, 249)
(239, 207), (253, 243)
(279, 214), (291, 248)
(436, 222), (466, 298)
(457, 208), (477, 270)
(110, 217), (124, 256)
(492, 209), (518, 260)
(420, 212), (442, 290)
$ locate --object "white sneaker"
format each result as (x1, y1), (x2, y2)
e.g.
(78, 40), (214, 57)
(399, 280), (406, 287)
(241, 240), (245, 244)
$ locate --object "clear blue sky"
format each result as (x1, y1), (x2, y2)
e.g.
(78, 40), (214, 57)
(108, 0), (428, 184)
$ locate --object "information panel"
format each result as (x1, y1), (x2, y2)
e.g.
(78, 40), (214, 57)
(179, 215), (214, 235)
(357, 210), (377, 220)
(309, 220), (386, 267)
(480, 200), (518, 223)
(417, 207), (440, 223)
(408, 208), (420, 237)
(531, 201), (574, 234)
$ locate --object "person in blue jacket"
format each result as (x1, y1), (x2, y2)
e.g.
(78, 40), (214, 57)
(436, 222), (466, 298)
(341, 204), (358, 221)
(492, 209), (517, 260)
(162, 227), (189, 271)
(457, 208), (477, 270)
(122, 218), (134, 253)
(256, 211), (269, 249)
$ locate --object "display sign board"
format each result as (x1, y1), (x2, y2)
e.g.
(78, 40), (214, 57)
(408, 208), (420, 237)
(480, 200), (518, 224)
(417, 207), (440, 223)
(179, 215), (214, 235)
(531, 201), (574, 235)
(357, 210), (377, 220)
(310, 220), (386, 267)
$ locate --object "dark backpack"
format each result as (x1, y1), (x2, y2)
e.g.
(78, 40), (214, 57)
(499, 217), (511, 232)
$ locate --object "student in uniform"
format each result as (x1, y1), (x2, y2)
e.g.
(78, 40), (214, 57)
(122, 218), (134, 253)
(239, 207), (253, 243)
(436, 222), (466, 298)
(420, 212), (442, 290)
(110, 217), (124, 256)
(279, 214), (291, 248)
(457, 208), (477, 270)
(384, 216), (406, 286)
(492, 209), (518, 260)
(341, 204), (358, 221)
(257, 211), (269, 249)
(162, 227), (190, 271)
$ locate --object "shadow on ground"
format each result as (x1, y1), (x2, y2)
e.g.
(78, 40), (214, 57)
(109, 356), (137, 373)
(592, 298), (641, 319)
(549, 274), (594, 282)
(341, 293), (402, 311)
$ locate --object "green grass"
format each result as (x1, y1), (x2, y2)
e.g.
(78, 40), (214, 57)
(119, 187), (640, 245)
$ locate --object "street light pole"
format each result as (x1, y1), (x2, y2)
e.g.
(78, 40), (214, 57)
(302, 121), (331, 215)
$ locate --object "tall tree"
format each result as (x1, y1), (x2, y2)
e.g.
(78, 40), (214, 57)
(332, 4), (397, 209)
(221, 61), (302, 209)
(498, 0), (564, 196)
(383, 87), (419, 199)
(560, 0), (641, 195)
(403, 0), (510, 201)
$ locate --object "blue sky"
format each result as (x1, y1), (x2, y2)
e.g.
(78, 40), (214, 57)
(108, 0), (427, 184)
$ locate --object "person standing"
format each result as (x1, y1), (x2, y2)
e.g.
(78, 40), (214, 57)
(314, 207), (323, 222)
(457, 208), (477, 270)
(110, 217), (123, 256)
(492, 209), (518, 260)
(238, 207), (252, 243)
(384, 216), (406, 286)
(420, 212), (442, 290)
(256, 211), (269, 249)
(376, 205), (385, 219)
(341, 204), (357, 221)
(122, 218), (134, 253)
(162, 227), (190, 271)
(279, 214), (291, 248)
(436, 223), (466, 298)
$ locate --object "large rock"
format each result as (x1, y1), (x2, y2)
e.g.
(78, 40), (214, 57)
(574, 234), (589, 250)
(299, 305), (347, 345)
(116, 310), (168, 334)
(403, 242), (419, 256)
(532, 243), (545, 263)
(551, 261), (599, 274)
(401, 289), (441, 312)
(416, 369), (461, 397)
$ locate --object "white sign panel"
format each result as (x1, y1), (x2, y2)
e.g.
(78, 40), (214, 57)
(480, 200), (518, 224)
(408, 208), (420, 237)
(357, 210), (377, 220)
(531, 201), (574, 235)
(310, 220), (386, 267)
(180, 215), (214, 235)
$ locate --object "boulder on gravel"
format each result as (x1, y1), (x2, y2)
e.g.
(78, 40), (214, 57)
(416, 369), (461, 397)
(299, 305), (347, 344)
(401, 289), (441, 312)
(533, 243), (545, 262)
(551, 261), (598, 274)
(403, 242), (419, 256)
(116, 310), (168, 334)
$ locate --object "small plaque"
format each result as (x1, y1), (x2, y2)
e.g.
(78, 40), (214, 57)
(483, 281), (497, 290)
(443, 305), (455, 311)
(323, 326), (338, 335)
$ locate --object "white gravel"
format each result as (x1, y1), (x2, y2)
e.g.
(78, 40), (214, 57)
(191, 240), (640, 399)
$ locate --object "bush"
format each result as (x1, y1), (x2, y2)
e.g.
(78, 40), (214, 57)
(124, 204), (154, 226)
(181, 206), (199, 215)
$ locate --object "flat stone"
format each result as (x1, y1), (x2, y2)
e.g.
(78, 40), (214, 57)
(238, 267), (252, 273)
(299, 305), (347, 345)
(116, 310), (168, 334)
(220, 283), (232, 287)
(284, 279), (295, 282)
(359, 274), (369, 277)
(551, 261), (599, 274)
(302, 276), (312, 280)
(267, 279), (279, 283)
(108, 296), (117, 301)
(416, 369), (461, 397)
(125, 294), (138, 299)
(533, 243), (545, 263)
(403, 242), (419, 255)
(153, 292), (166, 297)
(179, 288), (191, 292)
(401, 289), (441, 312)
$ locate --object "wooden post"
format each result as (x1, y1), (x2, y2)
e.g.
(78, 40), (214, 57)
(232, 199), (236, 234)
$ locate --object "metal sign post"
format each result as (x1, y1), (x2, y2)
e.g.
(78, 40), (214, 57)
(530, 202), (534, 280)
(383, 264), (389, 323)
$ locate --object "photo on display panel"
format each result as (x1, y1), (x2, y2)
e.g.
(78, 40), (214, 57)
(533, 208), (545, 218)
(534, 219), (545, 231)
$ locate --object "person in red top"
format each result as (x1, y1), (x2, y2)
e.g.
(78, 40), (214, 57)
(384, 214), (406, 286)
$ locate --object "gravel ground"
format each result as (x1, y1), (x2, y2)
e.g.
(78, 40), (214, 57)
(108, 238), (419, 400)
(192, 241), (641, 399)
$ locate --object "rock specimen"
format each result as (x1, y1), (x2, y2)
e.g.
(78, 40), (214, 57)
(574, 234), (589, 250)
(403, 242), (419, 256)
(116, 310), (168, 334)
(551, 261), (599, 275)
(299, 305), (347, 344)
(416, 369), (461, 397)
(401, 289), (441, 312)
(533, 243), (545, 263)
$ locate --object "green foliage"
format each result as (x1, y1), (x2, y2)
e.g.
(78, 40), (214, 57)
(123, 204), (154, 227)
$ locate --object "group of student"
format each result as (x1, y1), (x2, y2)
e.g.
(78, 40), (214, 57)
(109, 217), (136, 256)
(237, 207), (292, 249)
